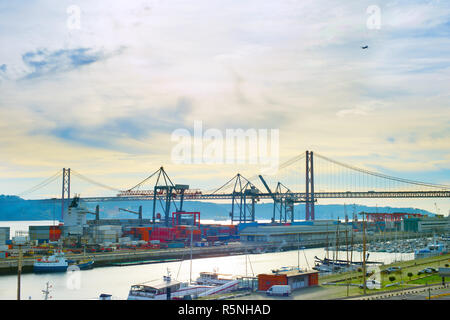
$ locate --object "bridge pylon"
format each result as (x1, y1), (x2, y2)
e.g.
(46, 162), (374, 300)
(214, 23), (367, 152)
(306, 151), (315, 220)
(61, 168), (71, 222)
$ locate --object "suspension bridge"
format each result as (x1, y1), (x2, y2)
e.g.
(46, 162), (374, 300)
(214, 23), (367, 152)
(11, 151), (450, 225)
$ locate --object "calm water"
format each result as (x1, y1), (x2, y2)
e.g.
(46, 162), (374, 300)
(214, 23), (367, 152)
(0, 221), (414, 300)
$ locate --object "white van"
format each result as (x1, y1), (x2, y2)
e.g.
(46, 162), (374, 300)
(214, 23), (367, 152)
(266, 285), (291, 296)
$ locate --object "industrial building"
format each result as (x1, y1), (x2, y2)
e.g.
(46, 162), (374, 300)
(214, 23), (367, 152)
(239, 220), (352, 246)
(0, 227), (10, 245)
(257, 269), (319, 291)
(402, 216), (450, 233)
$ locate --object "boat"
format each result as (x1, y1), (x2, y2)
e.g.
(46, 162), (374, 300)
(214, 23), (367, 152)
(35, 249), (94, 273)
(313, 255), (382, 271)
(67, 258), (95, 270)
(33, 251), (69, 273)
(127, 269), (239, 300)
(414, 242), (447, 259)
(272, 266), (303, 274)
(195, 271), (235, 286)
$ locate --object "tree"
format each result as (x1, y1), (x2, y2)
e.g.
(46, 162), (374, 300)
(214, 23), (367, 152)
(389, 276), (396, 283)
(407, 272), (413, 281)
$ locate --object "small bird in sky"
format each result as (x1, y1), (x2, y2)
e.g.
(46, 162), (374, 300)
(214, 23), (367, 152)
(361, 45), (369, 49)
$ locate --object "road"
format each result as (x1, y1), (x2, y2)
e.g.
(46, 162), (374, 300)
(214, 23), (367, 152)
(345, 283), (450, 300)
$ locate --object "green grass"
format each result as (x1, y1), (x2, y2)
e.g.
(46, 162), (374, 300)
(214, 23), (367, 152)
(409, 274), (445, 285)
(318, 253), (450, 298)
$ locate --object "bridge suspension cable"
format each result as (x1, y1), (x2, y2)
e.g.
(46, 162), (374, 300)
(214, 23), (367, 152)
(233, 151), (307, 192)
(314, 153), (450, 190)
(70, 170), (123, 192)
(17, 170), (62, 197)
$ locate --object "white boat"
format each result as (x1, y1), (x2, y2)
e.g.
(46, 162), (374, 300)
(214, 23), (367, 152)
(33, 251), (69, 273)
(128, 270), (214, 300)
(127, 270), (239, 300)
(195, 271), (235, 286)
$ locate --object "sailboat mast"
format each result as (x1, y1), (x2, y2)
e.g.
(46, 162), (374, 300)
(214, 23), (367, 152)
(346, 226), (349, 267)
(190, 226), (193, 284)
(336, 217), (340, 264)
(350, 220), (354, 265)
(326, 222), (329, 260)
(297, 234), (300, 269)
(362, 213), (367, 295)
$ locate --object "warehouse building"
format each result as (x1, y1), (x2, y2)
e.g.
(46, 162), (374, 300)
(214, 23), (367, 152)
(402, 216), (450, 233)
(257, 269), (319, 291)
(239, 221), (352, 245)
(0, 227), (10, 245)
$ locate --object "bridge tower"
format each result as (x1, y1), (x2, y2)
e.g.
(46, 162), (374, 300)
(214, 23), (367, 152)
(305, 151), (315, 220)
(61, 168), (71, 222)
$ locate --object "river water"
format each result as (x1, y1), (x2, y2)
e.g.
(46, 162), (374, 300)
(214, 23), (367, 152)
(0, 220), (414, 300)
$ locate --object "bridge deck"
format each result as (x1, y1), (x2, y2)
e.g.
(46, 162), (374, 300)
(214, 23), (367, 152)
(72, 190), (450, 202)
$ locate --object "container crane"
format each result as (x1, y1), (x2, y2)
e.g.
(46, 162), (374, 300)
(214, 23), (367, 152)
(258, 175), (280, 223)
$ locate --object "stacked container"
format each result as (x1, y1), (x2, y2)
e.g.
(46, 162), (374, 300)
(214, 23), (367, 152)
(49, 226), (61, 241)
(149, 227), (176, 242)
(93, 225), (122, 244)
(0, 227), (10, 245)
(29, 226), (51, 244)
(131, 227), (152, 242)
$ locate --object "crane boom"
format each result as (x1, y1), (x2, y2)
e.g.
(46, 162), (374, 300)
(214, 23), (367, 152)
(83, 204), (100, 221)
(258, 175), (276, 201)
(119, 206), (143, 221)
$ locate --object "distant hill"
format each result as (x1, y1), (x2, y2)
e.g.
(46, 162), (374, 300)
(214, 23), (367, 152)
(0, 194), (434, 221)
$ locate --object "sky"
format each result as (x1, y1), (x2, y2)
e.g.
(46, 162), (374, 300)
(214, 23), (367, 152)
(0, 0), (449, 214)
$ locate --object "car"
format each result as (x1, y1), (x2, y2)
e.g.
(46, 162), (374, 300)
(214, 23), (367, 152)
(385, 266), (401, 274)
(418, 268), (431, 275)
(418, 267), (438, 275)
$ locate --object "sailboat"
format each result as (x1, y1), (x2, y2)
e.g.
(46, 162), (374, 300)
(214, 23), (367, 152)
(313, 220), (342, 273)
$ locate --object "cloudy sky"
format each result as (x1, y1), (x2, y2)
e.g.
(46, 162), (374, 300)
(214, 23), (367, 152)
(0, 0), (449, 212)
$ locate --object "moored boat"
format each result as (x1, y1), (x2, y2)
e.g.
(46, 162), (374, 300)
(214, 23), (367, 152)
(414, 242), (447, 259)
(33, 251), (69, 273)
(67, 258), (95, 270)
(127, 271), (215, 300)
(127, 269), (240, 300)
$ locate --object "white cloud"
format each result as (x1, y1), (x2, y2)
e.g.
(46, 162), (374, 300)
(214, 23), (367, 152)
(0, 0), (449, 202)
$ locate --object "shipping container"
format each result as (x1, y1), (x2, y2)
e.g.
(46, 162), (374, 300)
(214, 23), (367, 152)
(119, 237), (132, 243)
